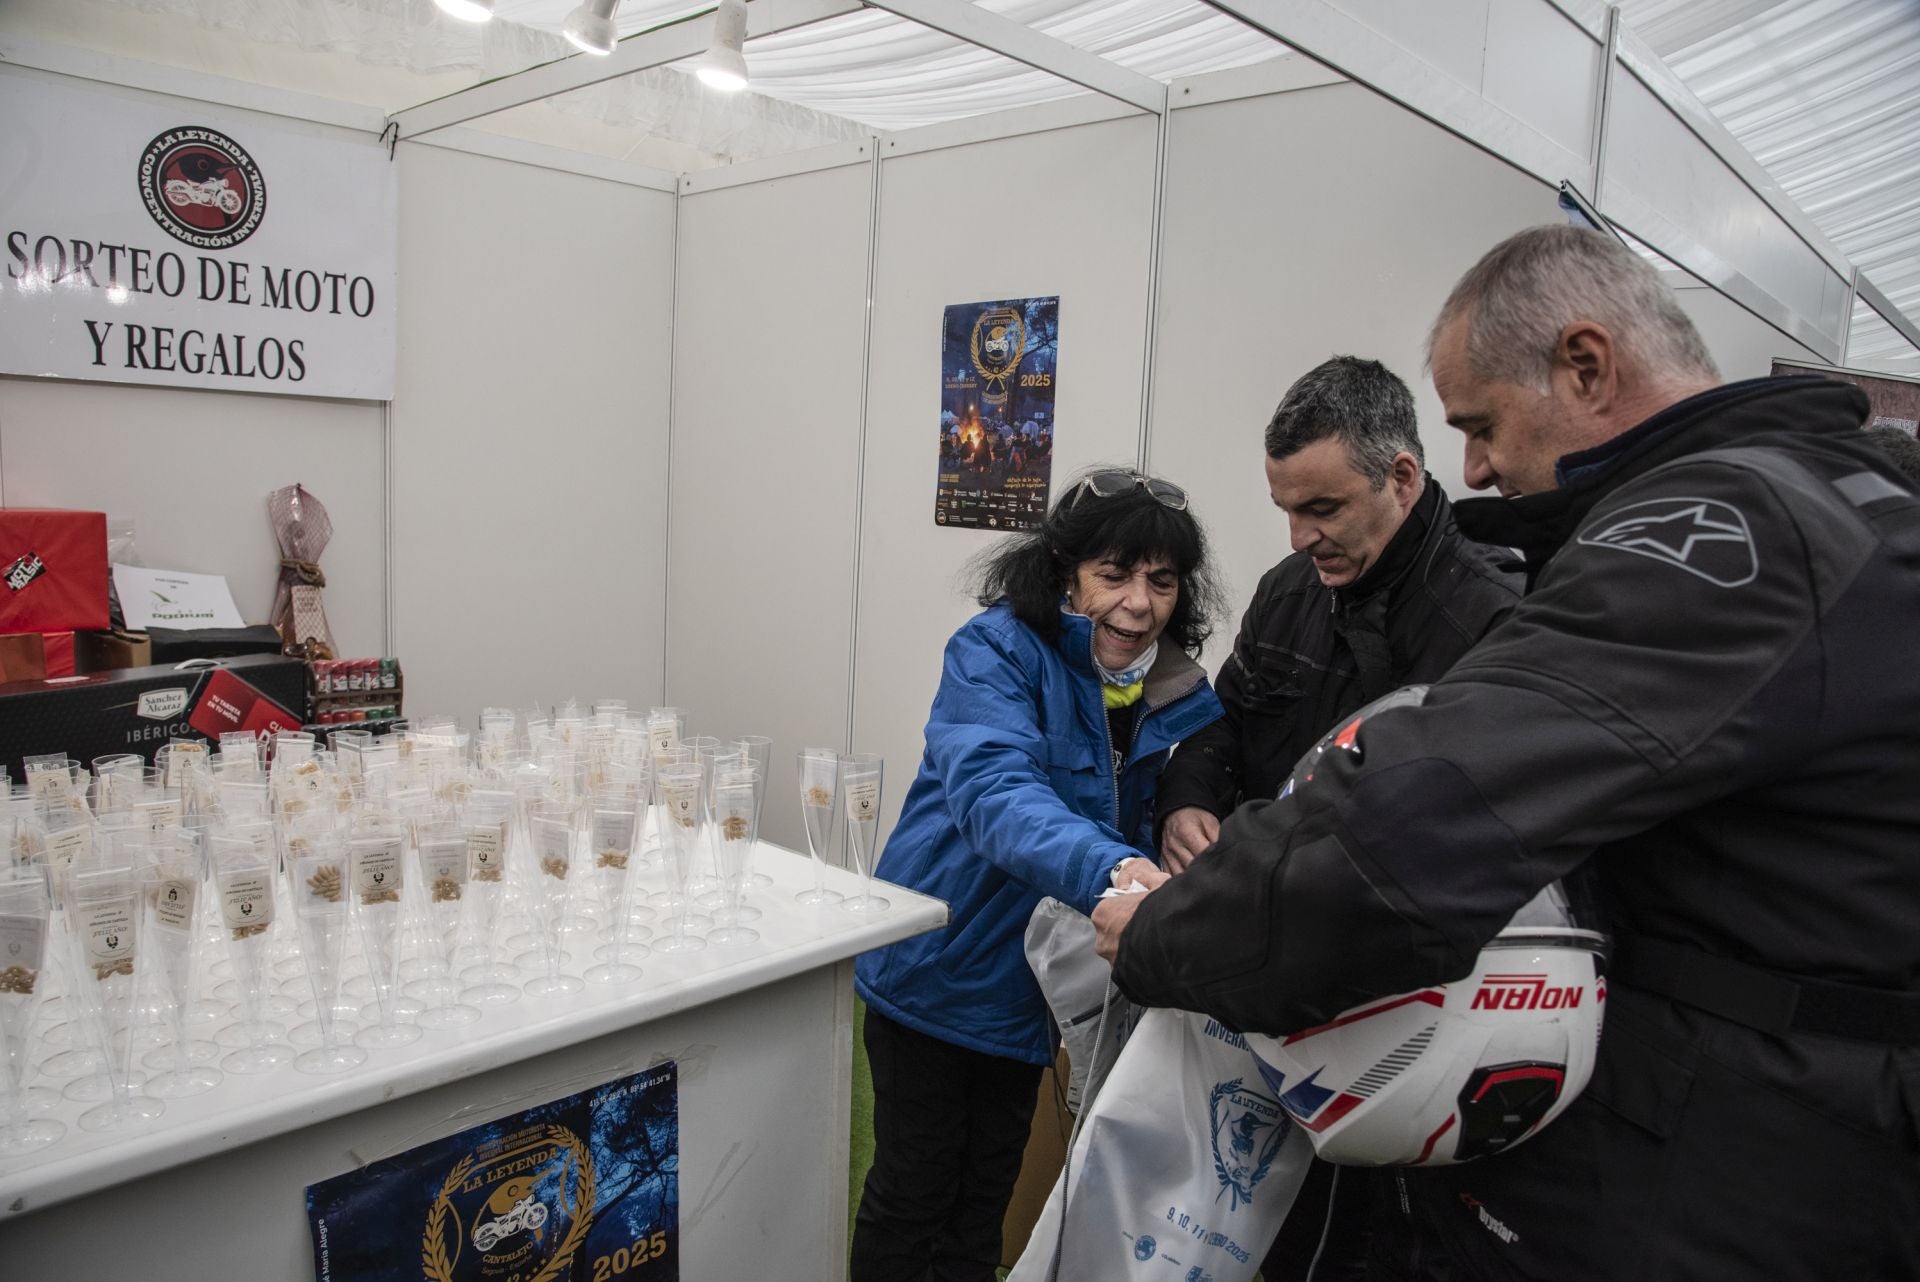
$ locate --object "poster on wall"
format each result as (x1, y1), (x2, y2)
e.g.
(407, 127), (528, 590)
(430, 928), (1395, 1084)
(935, 296), (1059, 532)
(0, 70), (396, 400)
(306, 1062), (679, 1282)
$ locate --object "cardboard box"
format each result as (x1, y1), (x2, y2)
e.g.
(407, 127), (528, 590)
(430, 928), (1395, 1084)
(0, 509), (109, 633)
(0, 654), (308, 783)
(1001, 1060), (1072, 1268)
(0, 631), (76, 682)
(76, 626), (283, 673)
(73, 629), (153, 673)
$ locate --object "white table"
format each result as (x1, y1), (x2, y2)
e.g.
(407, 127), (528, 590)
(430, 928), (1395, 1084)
(0, 844), (945, 1280)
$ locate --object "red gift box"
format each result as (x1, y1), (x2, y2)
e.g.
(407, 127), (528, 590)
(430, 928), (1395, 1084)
(0, 509), (109, 634)
(0, 631), (76, 681)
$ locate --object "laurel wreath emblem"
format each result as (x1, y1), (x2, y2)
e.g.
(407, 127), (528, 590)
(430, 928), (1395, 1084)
(969, 308), (1027, 406)
(422, 1126), (597, 1282)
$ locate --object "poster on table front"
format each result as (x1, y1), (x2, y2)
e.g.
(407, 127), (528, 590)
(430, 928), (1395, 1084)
(935, 296), (1059, 532)
(306, 1062), (678, 1282)
(0, 70), (395, 400)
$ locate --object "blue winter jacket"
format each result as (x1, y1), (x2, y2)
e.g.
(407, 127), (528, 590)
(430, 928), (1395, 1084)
(854, 602), (1223, 1065)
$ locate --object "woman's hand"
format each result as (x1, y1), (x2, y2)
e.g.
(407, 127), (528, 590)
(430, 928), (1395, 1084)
(1111, 856), (1168, 892)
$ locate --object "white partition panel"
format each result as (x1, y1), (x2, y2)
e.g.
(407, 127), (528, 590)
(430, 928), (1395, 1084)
(0, 376), (385, 656)
(667, 158), (874, 853)
(390, 144), (674, 723)
(1671, 280), (1821, 382)
(851, 115), (1161, 835)
(1148, 81), (1554, 660)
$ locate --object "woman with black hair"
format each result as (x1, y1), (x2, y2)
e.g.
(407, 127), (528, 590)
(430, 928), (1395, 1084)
(850, 468), (1225, 1281)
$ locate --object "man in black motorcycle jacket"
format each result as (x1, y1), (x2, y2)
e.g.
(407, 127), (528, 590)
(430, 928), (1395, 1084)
(1098, 225), (1920, 1280)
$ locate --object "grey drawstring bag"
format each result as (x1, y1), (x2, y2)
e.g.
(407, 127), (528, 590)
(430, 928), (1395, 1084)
(1024, 896), (1139, 1111)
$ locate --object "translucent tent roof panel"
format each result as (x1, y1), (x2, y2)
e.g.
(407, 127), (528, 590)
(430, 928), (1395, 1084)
(1618, 0), (1920, 372)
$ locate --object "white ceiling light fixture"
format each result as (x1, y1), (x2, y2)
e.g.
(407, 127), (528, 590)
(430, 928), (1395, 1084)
(563, 0), (621, 56)
(695, 0), (750, 92)
(432, 0), (494, 23)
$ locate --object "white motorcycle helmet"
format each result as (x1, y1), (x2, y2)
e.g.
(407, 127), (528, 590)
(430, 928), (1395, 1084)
(1245, 686), (1607, 1167)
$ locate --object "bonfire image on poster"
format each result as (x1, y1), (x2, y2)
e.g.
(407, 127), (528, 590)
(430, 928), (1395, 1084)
(936, 296), (1058, 532)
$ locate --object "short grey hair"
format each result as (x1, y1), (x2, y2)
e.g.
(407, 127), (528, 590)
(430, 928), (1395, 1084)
(1264, 355), (1424, 490)
(1428, 225), (1719, 390)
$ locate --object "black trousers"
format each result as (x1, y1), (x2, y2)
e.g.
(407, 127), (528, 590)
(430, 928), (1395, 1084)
(851, 1009), (1044, 1282)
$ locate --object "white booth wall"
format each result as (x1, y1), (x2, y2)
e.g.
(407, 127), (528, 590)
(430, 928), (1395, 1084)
(666, 155), (875, 853)
(390, 143), (674, 721)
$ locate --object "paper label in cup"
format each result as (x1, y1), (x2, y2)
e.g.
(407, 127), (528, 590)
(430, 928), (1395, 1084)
(219, 870), (274, 938)
(423, 844), (467, 902)
(592, 812), (635, 868)
(467, 824), (505, 882)
(801, 758), (836, 808)
(533, 822), (572, 880)
(0, 913), (45, 994)
(164, 741), (208, 788)
(664, 783), (699, 829)
(715, 792), (754, 845)
(152, 878), (197, 931)
(133, 796), (185, 829)
(81, 897), (136, 980)
(648, 721), (679, 758)
(844, 777), (880, 824)
(352, 839), (404, 905)
(43, 823), (93, 871)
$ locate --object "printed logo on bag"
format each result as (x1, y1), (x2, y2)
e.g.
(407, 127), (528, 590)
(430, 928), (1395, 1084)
(1207, 1077), (1289, 1210)
(137, 688), (192, 720)
(1133, 1235), (1157, 1261)
(1577, 496), (1758, 587)
(422, 1125), (595, 1282)
(138, 126), (267, 249)
(4, 552), (46, 592)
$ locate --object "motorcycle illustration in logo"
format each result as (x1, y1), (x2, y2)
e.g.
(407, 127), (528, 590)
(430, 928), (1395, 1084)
(138, 126), (267, 250)
(423, 1125), (595, 1282)
(470, 1178), (550, 1251)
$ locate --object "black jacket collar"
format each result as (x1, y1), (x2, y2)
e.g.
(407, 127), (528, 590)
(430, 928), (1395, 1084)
(1453, 376), (1870, 573)
(1339, 475), (1443, 606)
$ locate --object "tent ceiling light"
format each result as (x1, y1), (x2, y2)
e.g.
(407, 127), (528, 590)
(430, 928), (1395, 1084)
(432, 0), (495, 23)
(695, 0), (750, 92)
(562, 0), (621, 56)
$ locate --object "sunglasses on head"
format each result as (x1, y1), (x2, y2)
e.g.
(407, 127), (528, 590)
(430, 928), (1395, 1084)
(1066, 469), (1189, 512)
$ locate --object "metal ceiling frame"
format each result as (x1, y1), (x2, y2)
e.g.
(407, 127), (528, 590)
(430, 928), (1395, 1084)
(861, 0), (1165, 114)
(388, 0), (862, 139)
(388, 0), (1166, 142)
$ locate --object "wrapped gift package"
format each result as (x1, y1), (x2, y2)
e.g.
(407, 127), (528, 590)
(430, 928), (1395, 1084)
(0, 509), (110, 634)
(0, 631), (76, 682)
(0, 654), (308, 783)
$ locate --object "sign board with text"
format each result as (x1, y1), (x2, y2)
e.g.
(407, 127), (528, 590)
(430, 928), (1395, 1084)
(0, 70), (396, 400)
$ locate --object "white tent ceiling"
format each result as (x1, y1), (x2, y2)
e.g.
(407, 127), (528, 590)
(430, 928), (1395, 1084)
(9, 0), (1917, 372)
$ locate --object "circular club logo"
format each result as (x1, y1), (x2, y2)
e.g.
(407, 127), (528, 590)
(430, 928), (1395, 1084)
(138, 126), (266, 249)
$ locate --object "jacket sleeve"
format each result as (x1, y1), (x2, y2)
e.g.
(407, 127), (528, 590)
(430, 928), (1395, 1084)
(925, 617), (1143, 916)
(1113, 457), (1836, 1033)
(1152, 596), (1260, 835)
